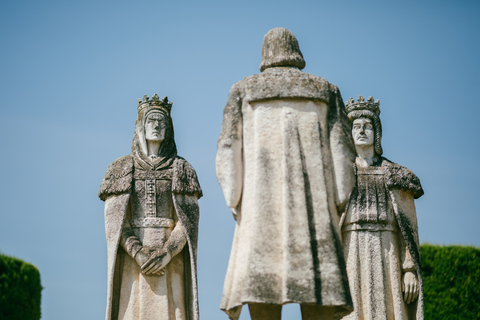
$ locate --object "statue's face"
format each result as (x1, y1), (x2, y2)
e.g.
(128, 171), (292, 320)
(352, 117), (374, 147)
(145, 112), (167, 143)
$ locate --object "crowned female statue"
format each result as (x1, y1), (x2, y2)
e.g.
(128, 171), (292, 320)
(99, 94), (202, 320)
(341, 96), (424, 319)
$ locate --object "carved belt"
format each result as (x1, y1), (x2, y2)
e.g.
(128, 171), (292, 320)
(134, 170), (172, 180)
(357, 168), (384, 175)
(130, 217), (175, 228)
(342, 223), (396, 232)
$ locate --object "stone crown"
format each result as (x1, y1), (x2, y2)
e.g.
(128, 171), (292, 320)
(137, 94), (173, 114)
(345, 96), (380, 115)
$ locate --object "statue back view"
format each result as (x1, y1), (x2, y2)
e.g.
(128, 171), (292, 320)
(216, 28), (356, 320)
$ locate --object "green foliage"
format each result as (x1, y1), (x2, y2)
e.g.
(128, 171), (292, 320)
(0, 253), (42, 320)
(421, 244), (480, 320)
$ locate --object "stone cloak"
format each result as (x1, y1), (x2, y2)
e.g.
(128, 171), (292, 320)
(99, 155), (202, 320)
(217, 67), (356, 319)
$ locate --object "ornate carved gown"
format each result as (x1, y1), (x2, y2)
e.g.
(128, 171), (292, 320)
(341, 160), (424, 320)
(118, 164), (187, 320)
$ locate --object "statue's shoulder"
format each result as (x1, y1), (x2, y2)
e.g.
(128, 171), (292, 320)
(298, 70), (341, 96)
(98, 155), (134, 201)
(239, 68), (338, 102)
(172, 156), (203, 198)
(298, 70), (332, 87)
(242, 68), (330, 87)
(382, 158), (424, 199)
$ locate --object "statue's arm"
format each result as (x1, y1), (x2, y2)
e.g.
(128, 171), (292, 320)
(216, 83), (244, 218)
(399, 234), (416, 273)
(328, 86), (356, 212)
(117, 200), (151, 267)
(120, 220), (142, 259)
(401, 237), (419, 304)
(399, 228), (418, 303)
(164, 220), (187, 258)
(394, 189), (421, 303)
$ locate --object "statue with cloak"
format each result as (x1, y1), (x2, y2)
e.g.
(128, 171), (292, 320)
(216, 27), (356, 320)
(341, 96), (424, 320)
(99, 94), (202, 320)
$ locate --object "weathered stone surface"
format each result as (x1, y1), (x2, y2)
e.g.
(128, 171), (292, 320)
(259, 27), (306, 72)
(99, 94), (202, 320)
(216, 27), (355, 320)
(340, 96), (424, 320)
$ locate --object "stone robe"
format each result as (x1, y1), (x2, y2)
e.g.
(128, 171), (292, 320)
(340, 159), (424, 320)
(99, 155), (202, 320)
(217, 66), (356, 320)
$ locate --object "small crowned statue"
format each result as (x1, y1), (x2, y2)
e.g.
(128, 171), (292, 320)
(341, 96), (424, 319)
(217, 27), (356, 320)
(99, 94), (202, 320)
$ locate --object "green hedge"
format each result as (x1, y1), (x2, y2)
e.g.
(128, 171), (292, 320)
(421, 244), (480, 320)
(0, 246), (477, 320)
(0, 253), (42, 320)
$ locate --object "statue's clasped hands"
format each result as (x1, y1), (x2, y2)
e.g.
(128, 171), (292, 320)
(135, 247), (172, 276)
(402, 271), (419, 304)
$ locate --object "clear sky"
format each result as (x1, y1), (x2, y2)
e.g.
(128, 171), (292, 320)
(1, 1), (479, 319)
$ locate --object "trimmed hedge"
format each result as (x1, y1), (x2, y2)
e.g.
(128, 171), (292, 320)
(421, 244), (480, 320)
(0, 246), (477, 320)
(0, 253), (42, 320)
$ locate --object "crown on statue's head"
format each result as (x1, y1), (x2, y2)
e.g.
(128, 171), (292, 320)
(137, 94), (173, 114)
(345, 95), (380, 115)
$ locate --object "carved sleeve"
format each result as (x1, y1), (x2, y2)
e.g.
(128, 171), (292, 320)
(399, 232), (416, 273)
(119, 202), (142, 259)
(164, 221), (187, 258)
(328, 86), (356, 212)
(389, 188), (422, 276)
(216, 82), (244, 210)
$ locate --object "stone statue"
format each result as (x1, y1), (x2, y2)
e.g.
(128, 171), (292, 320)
(99, 94), (202, 320)
(340, 96), (424, 319)
(216, 27), (356, 320)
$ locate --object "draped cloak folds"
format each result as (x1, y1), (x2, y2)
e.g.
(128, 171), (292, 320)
(99, 154), (202, 320)
(339, 159), (424, 320)
(216, 66), (356, 319)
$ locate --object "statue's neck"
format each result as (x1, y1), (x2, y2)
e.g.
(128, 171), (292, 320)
(356, 146), (376, 167)
(146, 140), (161, 157)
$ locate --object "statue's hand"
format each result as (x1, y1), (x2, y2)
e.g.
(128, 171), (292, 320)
(141, 249), (172, 276)
(134, 247), (150, 267)
(402, 271), (419, 304)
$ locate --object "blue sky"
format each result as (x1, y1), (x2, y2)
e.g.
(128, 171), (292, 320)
(1, 1), (479, 319)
